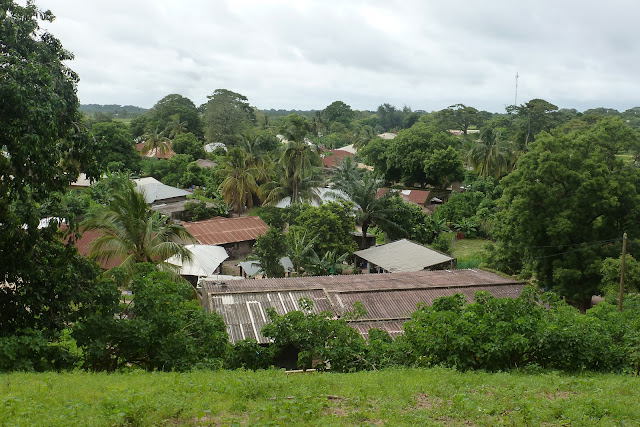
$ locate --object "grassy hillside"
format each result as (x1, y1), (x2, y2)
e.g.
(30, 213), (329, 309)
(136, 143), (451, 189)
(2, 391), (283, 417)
(1, 368), (638, 426)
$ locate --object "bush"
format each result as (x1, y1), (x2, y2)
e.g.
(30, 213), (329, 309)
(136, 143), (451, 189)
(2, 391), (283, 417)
(73, 264), (229, 371)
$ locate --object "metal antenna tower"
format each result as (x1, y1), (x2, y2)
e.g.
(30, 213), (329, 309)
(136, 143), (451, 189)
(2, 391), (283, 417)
(514, 72), (519, 105)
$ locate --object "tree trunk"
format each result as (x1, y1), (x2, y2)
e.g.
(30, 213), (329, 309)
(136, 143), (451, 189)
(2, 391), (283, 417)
(362, 221), (370, 249)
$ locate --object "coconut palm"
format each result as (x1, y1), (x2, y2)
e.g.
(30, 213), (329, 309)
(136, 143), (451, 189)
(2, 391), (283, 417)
(330, 156), (363, 188)
(217, 148), (262, 213)
(260, 167), (324, 206)
(82, 182), (195, 277)
(165, 114), (188, 138)
(141, 128), (171, 157)
(279, 139), (323, 202)
(468, 129), (517, 179)
(333, 172), (407, 249)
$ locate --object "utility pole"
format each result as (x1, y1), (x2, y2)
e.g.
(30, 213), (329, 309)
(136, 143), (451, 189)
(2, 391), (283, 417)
(514, 72), (519, 106)
(619, 232), (627, 312)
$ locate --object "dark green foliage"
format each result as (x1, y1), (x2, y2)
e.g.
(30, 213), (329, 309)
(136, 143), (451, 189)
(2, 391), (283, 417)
(0, 329), (78, 372)
(181, 200), (228, 222)
(141, 154), (211, 189)
(488, 117), (640, 308)
(261, 299), (368, 372)
(402, 288), (640, 372)
(73, 265), (229, 371)
(423, 146), (465, 187)
(252, 228), (288, 278)
(148, 94), (204, 138)
(90, 121), (141, 174)
(384, 122), (461, 186)
(289, 201), (358, 256)
(171, 132), (206, 159)
(204, 89), (256, 145)
(224, 339), (274, 370)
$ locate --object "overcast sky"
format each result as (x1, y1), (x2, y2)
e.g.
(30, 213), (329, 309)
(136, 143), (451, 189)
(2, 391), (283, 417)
(35, 0), (640, 113)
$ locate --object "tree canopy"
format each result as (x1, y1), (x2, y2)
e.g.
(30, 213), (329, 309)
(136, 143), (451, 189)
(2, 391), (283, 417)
(488, 117), (640, 309)
(204, 89), (256, 144)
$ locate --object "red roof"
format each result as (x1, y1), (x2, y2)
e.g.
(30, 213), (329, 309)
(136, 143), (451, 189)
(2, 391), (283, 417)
(322, 149), (354, 168)
(65, 228), (124, 270)
(183, 216), (269, 245)
(377, 188), (430, 206)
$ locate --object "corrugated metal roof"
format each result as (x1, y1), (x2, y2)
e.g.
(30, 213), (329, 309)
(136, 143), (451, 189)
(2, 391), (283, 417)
(133, 177), (191, 204)
(66, 228), (124, 270)
(166, 244), (228, 277)
(202, 269), (526, 343)
(354, 239), (454, 272)
(183, 216), (269, 245)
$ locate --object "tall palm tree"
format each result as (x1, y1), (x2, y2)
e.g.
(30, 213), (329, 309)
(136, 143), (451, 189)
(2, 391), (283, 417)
(165, 114), (188, 138)
(217, 148), (262, 213)
(352, 125), (376, 150)
(468, 129), (517, 179)
(82, 182), (195, 277)
(330, 156), (363, 188)
(333, 172), (407, 248)
(279, 139), (323, 203)
(141, 128), (171, 157)
(260, 167), (323, 206)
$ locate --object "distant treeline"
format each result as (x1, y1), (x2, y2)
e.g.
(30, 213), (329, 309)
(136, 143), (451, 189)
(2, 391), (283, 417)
(80, 104), (149, 118)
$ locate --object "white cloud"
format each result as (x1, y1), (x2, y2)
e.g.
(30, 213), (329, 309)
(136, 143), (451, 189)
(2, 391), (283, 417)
(34, 0), (640, 112)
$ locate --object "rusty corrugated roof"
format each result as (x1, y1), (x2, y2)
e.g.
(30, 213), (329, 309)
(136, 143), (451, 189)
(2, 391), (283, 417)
(202, 269), (526, 343)
(183, 216), (269, 245)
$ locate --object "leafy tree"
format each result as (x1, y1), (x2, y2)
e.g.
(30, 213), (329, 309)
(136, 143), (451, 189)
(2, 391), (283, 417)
(442, 104), (481, 134)
(423, 145), (465, 187)
(252, 227), (288, 278)
(204, 89), (256, 145)
(148, 94), (203, 137)
(82, 182), (195, 278)
(488, 118), (640, 310)
(357, 136), (391, 173)
(508, 98), (566, 149)
(376, 103), (404, 131)
(181, 199), (228, 222)
(91, 121), (140, 174)
(73, 265), (228, 371)
(0, 1), (107, 352)
(289, 201), (358, 256)
(261, 298), (367, 372)
(322, 100), (355, 127)
(385, 122), (460, 186)
(171, 132), (205, 159)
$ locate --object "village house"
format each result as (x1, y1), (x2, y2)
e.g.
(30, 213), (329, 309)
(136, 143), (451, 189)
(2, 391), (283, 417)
(201, 269), (525, 345)
(182, 216), (269, 257)
(353, 239), (456, 273)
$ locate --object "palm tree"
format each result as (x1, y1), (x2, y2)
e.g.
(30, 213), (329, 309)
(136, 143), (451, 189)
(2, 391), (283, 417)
(141, 128), (171, 157)
(82, 182), (195, 277)
(279, 139), (323, 203)
(260, 167), (323, 206)
(333, 172), (407, 248)
(287, 229), (317, 274)
(330, 156), (363, 188)
(165, 114), (188, 138)
(304, 250), (349, 276)
(468, 129), (517, 179)
(217, 148), (262, 214)
(352, 125), (376, 150)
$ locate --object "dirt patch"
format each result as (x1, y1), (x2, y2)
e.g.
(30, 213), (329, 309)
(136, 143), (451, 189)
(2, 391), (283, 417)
(546, 391), (573, 400)
(411, 393), (444, 410)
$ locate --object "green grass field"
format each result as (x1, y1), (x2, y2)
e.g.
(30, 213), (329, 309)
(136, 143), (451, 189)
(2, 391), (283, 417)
(453, 238), (490, 269)
(2, 368), (638, 426)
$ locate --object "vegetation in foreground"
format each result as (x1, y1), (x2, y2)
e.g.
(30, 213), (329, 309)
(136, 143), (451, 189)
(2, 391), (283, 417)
(2, 368), (639, 426)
